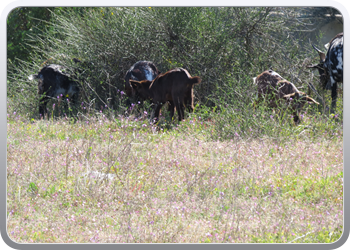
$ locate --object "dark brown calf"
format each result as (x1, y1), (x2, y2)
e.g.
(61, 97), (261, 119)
(253, 70), (319, 124)
(130, 68), (201, 122)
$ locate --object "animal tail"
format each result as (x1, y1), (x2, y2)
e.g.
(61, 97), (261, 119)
(189, 76), (201, 85)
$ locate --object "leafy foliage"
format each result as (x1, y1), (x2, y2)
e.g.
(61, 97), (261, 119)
(7, 7), (343, 136)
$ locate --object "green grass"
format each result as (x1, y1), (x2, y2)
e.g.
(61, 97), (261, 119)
(6, 6), (344, 244)
(7, 110), (343, 243)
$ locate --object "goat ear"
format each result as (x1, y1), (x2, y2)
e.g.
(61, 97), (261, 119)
(319, 52), (326, 62)
(307, 63), (324, 70)
(283, 92), (297, 100)
(129, 80), (140, 89)
(302, 96), (319, 105)
(306, 64), (317, 69)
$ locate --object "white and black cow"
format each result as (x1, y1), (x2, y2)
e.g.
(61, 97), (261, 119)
(307, 32), (343, 113)
(29, 64), (80, 117)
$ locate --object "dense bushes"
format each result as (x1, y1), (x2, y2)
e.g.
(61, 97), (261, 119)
(7, 7), (343, 138)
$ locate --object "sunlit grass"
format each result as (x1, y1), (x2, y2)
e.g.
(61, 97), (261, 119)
(7, 109), (343, 243)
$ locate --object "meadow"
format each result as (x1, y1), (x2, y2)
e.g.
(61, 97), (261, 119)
(6, 7), (343, 243)
(6, 105), (343, 243)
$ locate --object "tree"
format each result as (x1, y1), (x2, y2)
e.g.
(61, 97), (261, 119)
(7, 7), (57, 64)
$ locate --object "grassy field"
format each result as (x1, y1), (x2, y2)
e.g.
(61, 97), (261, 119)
(6, 109), (343, 243)
(6, 6), (344, 244)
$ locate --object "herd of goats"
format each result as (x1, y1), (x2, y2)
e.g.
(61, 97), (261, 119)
(28, 33), (343, 124)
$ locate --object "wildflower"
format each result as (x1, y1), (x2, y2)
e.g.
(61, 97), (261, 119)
(144, 111), (148, 115)
(57, 95), (60, 99)
(270, 115), (273, 119)
(120, 91), (124, 95)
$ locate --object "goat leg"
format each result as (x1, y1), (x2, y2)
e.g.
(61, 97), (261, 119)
(330, 83), (338, 115)
(153, 103), (163, 122)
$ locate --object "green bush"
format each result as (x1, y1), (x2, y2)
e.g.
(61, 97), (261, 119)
(7, 7), (343, 138)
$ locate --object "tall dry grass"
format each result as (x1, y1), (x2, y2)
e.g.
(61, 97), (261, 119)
(7, 114), (343, 243)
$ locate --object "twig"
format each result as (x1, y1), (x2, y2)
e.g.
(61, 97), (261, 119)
(288, 231), (313, 243)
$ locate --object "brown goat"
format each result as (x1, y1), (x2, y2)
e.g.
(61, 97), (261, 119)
(130, 68), (201, 122)
(253, 70), (319, 124)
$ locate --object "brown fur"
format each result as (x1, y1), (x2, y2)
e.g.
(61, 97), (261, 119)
(254, 70), (319, 124)
(130, 68), (201, 122)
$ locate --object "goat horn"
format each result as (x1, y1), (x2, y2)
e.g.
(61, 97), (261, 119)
(312, 44), (323, 54)
(312, 44), (326, 61)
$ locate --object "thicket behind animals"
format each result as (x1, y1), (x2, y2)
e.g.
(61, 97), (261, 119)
(7, 7), (342, 134)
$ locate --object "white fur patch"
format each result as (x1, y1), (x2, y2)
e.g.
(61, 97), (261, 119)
(145, 71), (153, 81)
(336, 52), (343, 70)
(55, 87), (68, 96)
(271, 71), (283, 79)
(324, 42), (330, 50)
(67, 85), (78, 96)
